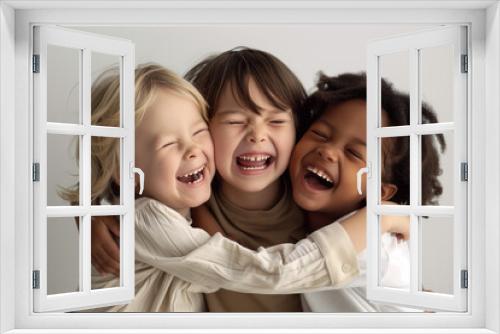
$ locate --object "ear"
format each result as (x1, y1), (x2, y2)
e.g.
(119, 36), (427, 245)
(381, 183), (398, 201)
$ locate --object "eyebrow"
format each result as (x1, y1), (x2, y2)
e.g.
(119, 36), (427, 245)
(216, 108), (291, 117)
(216, 109), (247, 117)
(317, 119), (366, 146)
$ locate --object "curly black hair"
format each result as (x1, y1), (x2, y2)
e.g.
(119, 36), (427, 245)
(302, 72), (445, 205)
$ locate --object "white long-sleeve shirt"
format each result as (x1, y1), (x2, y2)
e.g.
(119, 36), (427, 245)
(302, 233), (417, 312)
(89, 197), (359, 312)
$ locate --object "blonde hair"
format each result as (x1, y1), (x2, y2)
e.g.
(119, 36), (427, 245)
(61, 63), (207, 205)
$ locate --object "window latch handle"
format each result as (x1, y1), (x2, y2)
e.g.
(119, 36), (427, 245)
(357, 164), (370, 195)
(130, 162), (145, 195)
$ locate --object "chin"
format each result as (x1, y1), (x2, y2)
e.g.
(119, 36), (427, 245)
(293, 191), (323, 211)
(186, 189), (211, 207)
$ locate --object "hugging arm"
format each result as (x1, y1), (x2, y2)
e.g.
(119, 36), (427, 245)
(134, 199), (360, 294)
(92, 199), (409, 293)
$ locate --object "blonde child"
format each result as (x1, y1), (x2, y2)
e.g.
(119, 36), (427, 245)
(75, 63), (407, 312)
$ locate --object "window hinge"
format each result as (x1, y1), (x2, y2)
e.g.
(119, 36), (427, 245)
(32, 55), (40, 73)
(461, 269), (468, 289)
(32, 163), (40, 182)
(32, 270), (40, 289)
(461, 54), (468, 73)
(461, 162), (468, 182)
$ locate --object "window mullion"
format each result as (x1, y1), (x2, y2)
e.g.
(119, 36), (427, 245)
(409, 47), (420, 295)
(81, 48), (92, 294)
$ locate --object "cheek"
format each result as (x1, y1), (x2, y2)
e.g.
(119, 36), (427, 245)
(152, 153), (177, 183)
(201, 136), (215, 162)
(289, 137), (312, 169)
(274, 126), (296, 158)
(210, 128), (236, 167)
(341, 162), (362, 192)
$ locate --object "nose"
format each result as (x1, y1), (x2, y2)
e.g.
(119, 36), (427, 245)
(246, 123), (266, 144)
(317, 145), (339, 163)
(184, 142), (202, 160)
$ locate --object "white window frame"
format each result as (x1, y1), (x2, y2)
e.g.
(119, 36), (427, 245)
(365, 26), (468, 312)
(32, 25), (136, 312)
(0, 1), (499, 333)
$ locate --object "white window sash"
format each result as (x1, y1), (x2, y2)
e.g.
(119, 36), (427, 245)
(32, 25), (135, 312)
(366, 25), (468, 312)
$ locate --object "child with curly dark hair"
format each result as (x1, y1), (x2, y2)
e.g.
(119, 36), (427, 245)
(290, 72), (445, 311)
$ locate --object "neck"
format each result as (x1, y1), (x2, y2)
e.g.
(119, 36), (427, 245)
(306, 211), (334, 232)
(306, 202), (364, 232)
(220, 179), (283, 210)
(177, 207), (190, 218)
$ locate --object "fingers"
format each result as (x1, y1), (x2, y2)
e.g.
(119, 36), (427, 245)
(103, 216), (121, 237)
(91, 242), (120, 276)
(101, 237), (121, 273)
(91, 253), (106, 275)
(91, 220), (121, 276)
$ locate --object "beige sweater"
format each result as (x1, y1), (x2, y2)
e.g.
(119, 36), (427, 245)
(89, 197), (359, 312)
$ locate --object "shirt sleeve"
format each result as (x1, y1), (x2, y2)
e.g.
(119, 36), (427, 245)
(134, 199), (360, 294)
(340, 232), (410, 289)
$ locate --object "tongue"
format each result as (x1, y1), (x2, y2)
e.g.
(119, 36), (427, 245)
(304, 172), (332, 190)
(178, 172), (202, 183)
(237, 158), (267, 168)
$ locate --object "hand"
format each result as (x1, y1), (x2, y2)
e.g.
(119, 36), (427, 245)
(380, 215), (410, 241)
(191, 204), (226, 237)
(379, 201), (410, 241)
(339, 205), (410, 253)
(91, 216), (121, 276)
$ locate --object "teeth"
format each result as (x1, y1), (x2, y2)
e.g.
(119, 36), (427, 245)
(238, 154), (271, 162)
(307, 166), (333, 184)
(182, 165), (205, 178)
(240, 165), (266, 171)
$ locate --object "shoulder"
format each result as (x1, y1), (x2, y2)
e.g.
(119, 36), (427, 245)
(135, 197), (189, 228)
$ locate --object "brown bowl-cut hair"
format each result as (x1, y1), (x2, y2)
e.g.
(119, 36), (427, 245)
(302, 72), (446, 205)
(184, 47), (308, 137)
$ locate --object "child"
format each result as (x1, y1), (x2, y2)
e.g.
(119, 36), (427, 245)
(184, 47), (332, 311)
(289, 72), (445, 311)
(77, 63), (407, 312)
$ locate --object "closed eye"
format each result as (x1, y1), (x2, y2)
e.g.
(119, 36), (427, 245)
(161, 141), (176, 149)
(193, 128), (208, 136)
(347, 148), (363, 160)
(311, 129), (328, 140)
(226, 120), (245, 125)
(270, 119), (288, 125)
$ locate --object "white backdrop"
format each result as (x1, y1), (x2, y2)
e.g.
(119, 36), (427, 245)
(47, 24), (455, 306)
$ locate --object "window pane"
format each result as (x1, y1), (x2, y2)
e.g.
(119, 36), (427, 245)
(420, 45), (454, 124)
(91, 137), (121, 205)
(379, 137), (410, 205)
(47, 134), (80, 206)
(420, 216), (454, 295)
(47, 45), (80, 124)
(91, 52), (122, 127)
(47, 216), (80, 295)
(378, 215), (411, 291)
(379, 51), (410, 127)
(91, 216), (121, 290)
(420, 132), (453, 206)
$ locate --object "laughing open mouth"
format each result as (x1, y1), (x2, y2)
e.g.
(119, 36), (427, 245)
(304, 166), (334, 190)
(236, 154), (274, 171)
(176, 165), (206, 185)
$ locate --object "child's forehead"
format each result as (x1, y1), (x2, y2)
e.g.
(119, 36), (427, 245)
(216, 77), (291, 114)
(321, 99), (367, 124)
(314, 100), (368, 142)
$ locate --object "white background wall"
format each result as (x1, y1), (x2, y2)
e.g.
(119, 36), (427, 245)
(47, 24), (455, 305)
